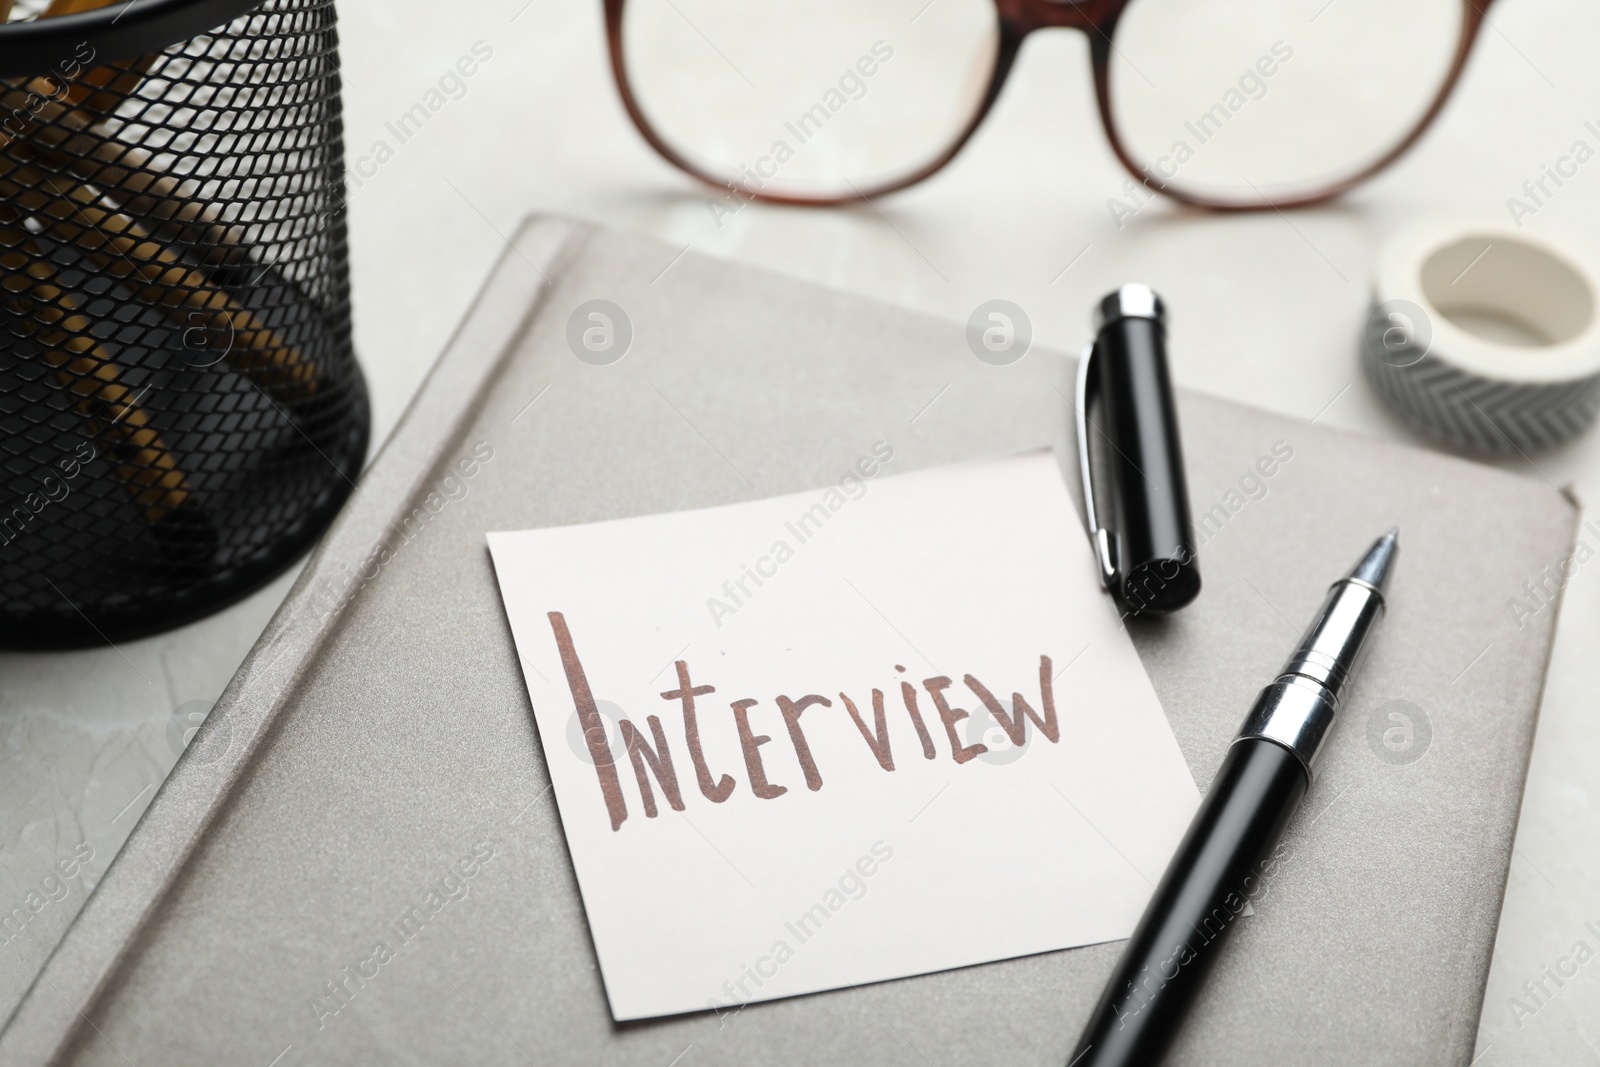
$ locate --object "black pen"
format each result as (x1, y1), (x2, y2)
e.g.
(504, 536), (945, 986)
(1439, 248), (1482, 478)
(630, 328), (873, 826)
(1068, 528), (1399, 1067)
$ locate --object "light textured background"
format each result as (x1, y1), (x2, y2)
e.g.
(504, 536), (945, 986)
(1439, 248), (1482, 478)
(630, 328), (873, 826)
(1, 0), (1597, 1063)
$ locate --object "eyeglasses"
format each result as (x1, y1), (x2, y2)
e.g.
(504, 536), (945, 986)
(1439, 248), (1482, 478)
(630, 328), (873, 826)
(603, 0), (1493, 212)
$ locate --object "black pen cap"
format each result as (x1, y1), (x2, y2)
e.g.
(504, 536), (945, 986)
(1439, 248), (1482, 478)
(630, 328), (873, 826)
(1075, 285), (1201, 615)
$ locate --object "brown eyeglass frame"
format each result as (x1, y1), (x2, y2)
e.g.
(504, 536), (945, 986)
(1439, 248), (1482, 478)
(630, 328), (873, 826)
(604, 0), (1494, 212)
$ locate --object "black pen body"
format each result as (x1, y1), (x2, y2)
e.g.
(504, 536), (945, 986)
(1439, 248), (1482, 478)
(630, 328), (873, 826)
(1069, 738), (1308, 1067)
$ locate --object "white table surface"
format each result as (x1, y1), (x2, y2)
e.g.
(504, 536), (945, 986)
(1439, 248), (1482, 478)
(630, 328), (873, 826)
(3, 0), (1598, 1061)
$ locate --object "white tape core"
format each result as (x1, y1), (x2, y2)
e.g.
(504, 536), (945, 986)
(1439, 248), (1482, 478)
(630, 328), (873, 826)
(1421, 235), (1594, 349)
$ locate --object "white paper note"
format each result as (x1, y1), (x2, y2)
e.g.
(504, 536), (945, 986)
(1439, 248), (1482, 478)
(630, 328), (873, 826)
(487, 449), (1199, 1020)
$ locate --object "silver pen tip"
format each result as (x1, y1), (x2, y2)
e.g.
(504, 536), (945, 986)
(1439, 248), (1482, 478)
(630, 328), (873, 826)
(1347, 528), (1400, 595)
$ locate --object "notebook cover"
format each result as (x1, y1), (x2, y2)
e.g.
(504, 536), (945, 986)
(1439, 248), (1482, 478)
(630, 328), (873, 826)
(0, 216), (1575, 1066)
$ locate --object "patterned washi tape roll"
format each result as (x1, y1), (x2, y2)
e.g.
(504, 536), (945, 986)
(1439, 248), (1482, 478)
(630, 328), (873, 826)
(1363, 216), (1600, 453)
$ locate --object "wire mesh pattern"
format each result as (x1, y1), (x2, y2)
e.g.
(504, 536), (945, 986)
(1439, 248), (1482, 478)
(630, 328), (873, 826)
(0, 0), (366, 648)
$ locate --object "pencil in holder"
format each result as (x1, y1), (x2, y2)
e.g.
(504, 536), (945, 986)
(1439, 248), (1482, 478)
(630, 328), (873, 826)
(0, 0), (368, 648)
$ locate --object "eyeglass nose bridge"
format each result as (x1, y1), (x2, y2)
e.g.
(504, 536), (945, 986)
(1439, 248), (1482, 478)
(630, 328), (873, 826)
(997, 0), (1124, 37)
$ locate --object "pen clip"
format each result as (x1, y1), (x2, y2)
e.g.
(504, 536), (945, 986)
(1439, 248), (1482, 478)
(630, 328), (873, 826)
(1074, 342), (1119, 591)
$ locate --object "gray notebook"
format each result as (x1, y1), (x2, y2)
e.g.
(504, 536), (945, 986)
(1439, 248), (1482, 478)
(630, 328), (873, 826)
(0, 216), (1574, 1066)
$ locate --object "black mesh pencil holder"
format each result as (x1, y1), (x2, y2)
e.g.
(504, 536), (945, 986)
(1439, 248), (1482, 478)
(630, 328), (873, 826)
(0, 0), (367, 649)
